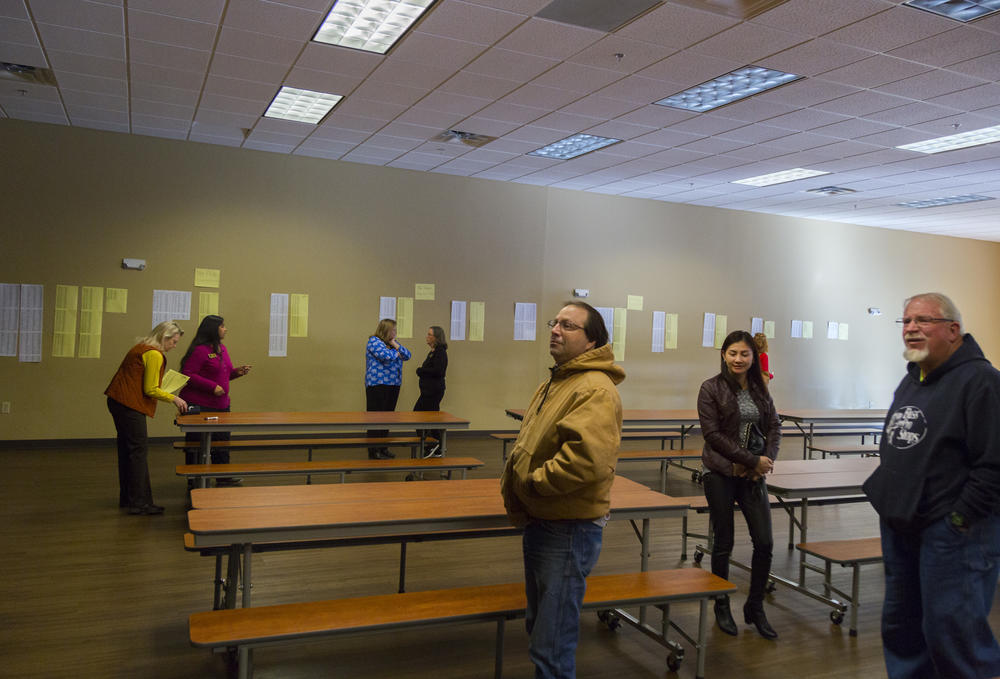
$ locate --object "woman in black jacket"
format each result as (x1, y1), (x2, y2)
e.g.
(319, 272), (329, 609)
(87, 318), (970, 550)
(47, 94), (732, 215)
(414, 326), (448, 457)
(697, 330), (781, 639)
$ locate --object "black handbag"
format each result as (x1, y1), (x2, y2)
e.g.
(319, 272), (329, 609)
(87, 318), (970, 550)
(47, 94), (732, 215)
(741, 421), (766, 454)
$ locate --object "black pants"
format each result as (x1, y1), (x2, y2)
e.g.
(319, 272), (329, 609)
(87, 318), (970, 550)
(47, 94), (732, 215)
(703, 471), (774, 606)
(184, 406), (231, 465)
(107, 397), (153, 509)
(366, 384), (400, 454)
(414, 388), (445, 448)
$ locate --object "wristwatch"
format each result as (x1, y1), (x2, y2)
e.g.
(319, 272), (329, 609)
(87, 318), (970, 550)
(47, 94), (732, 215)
(948, 511), (970, 531)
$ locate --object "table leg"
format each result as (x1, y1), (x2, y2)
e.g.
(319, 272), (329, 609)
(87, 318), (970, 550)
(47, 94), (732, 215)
(639, 517), (650, 626)
(241, 543), (252, 608)
(224, 545), (240, 609)
(198, 432), (211, 489)
(797, 499), (808, 586)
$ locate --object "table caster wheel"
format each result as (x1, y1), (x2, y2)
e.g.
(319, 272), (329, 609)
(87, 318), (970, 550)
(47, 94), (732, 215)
(667, 648), (684, 671)
(766, 579), (777, 593)
(693, 550), (704, 566)
(597, 609), (621, 631)
(830, 610), (845, 625)
(405, 473), (415, 481)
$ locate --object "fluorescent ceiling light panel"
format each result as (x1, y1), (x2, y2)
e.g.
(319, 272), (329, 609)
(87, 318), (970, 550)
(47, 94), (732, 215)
(654, 66), (801, 112)
(896, 124), (1000, 154)
(264, 86), (343, 124)
(732, 168), (830, 187)
(313, 0), (436, 54)
(897, 194), (995, 209)
(903, 0), (1000, 22)
(528, 134), (622, 160)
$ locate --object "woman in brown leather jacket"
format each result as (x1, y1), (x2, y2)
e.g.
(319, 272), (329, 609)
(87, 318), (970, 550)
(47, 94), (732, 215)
(697, 330), (781, 639)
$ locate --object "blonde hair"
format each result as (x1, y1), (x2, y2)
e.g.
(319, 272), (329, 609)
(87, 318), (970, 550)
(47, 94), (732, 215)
(753, 332), (768, 353)
(373, 318), (397, 343)
(139, 321), (184, 350)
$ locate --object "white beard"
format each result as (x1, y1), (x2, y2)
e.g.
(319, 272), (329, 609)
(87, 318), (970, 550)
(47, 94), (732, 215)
(903, 347), (929, 363)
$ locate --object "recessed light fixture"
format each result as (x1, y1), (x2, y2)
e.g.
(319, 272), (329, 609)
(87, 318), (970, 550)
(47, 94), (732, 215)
(896, 124), (1000, 154)
(897, 194), (995, 209)
(313, 0), (437, 54)
(903, 0), (1000, 22)
(732, 168), (830, 187)
(806, 186), (857, 196)
(264, 86), (343, 124)
(528, 134), (622, 160)
(654, 66), (801, 113)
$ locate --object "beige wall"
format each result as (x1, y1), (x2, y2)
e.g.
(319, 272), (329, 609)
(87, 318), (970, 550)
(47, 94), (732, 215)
(2, 119), (999, 440)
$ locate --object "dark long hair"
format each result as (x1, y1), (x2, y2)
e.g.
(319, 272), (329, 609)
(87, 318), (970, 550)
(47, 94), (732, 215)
(719, 330), (766, 394)
(181, 315), (224, 370)
(429, 325), (447, 350)
(562, 301), (609, 347)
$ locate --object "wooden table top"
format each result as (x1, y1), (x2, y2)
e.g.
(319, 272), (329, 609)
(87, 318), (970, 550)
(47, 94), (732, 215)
(505, 408), (700, 424)
(777, 409), (888, 423)
(187, 476), (689, 547)
(176, 410), (470, 433)
(766, 458), (878, 499)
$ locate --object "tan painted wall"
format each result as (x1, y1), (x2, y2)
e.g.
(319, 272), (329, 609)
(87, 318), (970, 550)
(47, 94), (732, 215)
(2, 120), (999, 440)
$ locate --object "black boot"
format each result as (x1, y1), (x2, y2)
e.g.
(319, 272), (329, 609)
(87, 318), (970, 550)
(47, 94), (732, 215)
(743, 602), (778, 640)
(714, 595), (738, 636)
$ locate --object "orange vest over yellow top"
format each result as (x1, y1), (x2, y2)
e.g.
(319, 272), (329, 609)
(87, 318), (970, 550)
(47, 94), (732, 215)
(105, 343), (165, 417)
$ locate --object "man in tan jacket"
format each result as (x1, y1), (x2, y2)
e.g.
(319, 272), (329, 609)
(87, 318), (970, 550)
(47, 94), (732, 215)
(501, 301), (624, 679)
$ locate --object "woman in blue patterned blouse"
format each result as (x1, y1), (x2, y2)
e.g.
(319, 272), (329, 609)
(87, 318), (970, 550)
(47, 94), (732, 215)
(365, 318), (411, 459)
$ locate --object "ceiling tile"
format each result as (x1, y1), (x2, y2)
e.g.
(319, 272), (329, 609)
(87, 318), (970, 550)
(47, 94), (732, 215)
(368, 58), (453, 90)
(215, 26), (301, 63)
(823, 6), (953, 53)
(389, 31), (486, 71)
(439, 70), (522, 99)
(130, 38), (210, 73)
(689, 22), (808, 63)
(946, 52), (1000, 82)
(888, 26), (999, 68)
(757, 38), (874, 77)
(463, 47), (559, 81)
(530, 62), (622, 94)
(222, 0), (322, 41)
(35, 23), (122, 58)
(500, 83), (580, 109)
(751, 0), (892, 36)
(875, 69), (988, 100)
(616, 2), (738, 49)
(568, 35), (676, 74)
(494, 17), (604, 60)
(127, 0), (225, 24)
(46, 49), (125, 79)
(296, 43), (383, 77)
(212, 52), (290, 84)
(415, 0), (526, 45)
(129, 10), (216, 51)
(813, 89), (913, 117)
(638, 50), (742, 88)
(31, 0), (122, 33)
(818, 55), (930, 89)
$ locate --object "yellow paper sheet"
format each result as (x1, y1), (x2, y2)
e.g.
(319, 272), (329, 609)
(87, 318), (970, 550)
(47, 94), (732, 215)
(194, 268), (220, 288)
(199, 291), (219, 319)
(612, 307), (627, 362)
(469, 301), (485, 341)
(53, 284), (78, 358)
(105, 287), (127, 313)
(838, 323), (849, 341)
(160, 369), (190, 394)
(415, 283), (435, 301)
(664, 313), (678, 350)
(396, 297), (413, 338)
(763, 320), (775, 339)
(802, 321), (814, 339)
(714, 314), (728, 349)
(626, 295), (643, 311)
(78, 286), (103, 358)
(290, 294), (309, 337)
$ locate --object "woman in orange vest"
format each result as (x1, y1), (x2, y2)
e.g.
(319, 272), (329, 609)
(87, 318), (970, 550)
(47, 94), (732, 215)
(105, 321), (189, 515)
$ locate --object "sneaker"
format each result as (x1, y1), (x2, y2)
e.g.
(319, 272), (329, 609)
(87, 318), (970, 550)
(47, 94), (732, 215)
(423, 444), (442, 458)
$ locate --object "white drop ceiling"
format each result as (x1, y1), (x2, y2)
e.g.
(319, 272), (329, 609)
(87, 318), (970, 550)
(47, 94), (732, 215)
(2, 0), (999, 240)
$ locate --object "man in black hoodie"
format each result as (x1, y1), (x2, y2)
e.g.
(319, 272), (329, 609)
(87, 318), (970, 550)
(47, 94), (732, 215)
(864, 292), (1000, 679)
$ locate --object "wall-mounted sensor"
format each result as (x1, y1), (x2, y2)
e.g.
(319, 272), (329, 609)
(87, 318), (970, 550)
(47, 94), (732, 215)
(573, 288), (589, 298)
(867, 307), (881, 316)
(122, 258), (146, 271)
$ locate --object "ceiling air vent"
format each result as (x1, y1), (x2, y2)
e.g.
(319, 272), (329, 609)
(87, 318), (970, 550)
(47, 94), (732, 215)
(430, 130), (497, 148)
(806, 186), (857, 196)
(1, 62), (57, 87)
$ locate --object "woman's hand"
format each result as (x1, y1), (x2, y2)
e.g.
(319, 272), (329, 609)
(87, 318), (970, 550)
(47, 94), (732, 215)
(174, 396), (189, 414)
(754, 455), (774, 476)
(390, 339), (400, 350)
(236, 365), (251, 376)
(213, 385), (225, 396)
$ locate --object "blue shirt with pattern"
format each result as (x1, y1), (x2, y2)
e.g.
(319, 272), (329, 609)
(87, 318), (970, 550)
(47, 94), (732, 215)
(365, 335), (411, 387)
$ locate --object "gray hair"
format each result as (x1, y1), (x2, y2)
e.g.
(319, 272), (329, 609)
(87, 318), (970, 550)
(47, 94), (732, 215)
(904, 292), (963, 332)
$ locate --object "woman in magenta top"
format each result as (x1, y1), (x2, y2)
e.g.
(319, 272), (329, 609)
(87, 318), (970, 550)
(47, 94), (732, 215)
(179, 315), (251, 486)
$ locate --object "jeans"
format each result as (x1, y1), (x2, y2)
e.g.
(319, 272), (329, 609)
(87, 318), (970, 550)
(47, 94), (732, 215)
(881, 514), (1000, 679)
(702, 471), (773, 606)
(523, 518), (603, 679)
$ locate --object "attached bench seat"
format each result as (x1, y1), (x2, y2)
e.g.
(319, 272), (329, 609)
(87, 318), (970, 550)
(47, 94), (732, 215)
(174, 436), (438, 460)
(190, 568), (737, 679)
(616, 449), (701, 493)
(492, 430), (683, 461)
(780, 425), (882, 443)
(796, 537), (883, 636)
(806, 444), (880, 459)
(176, 457), (483, 484)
